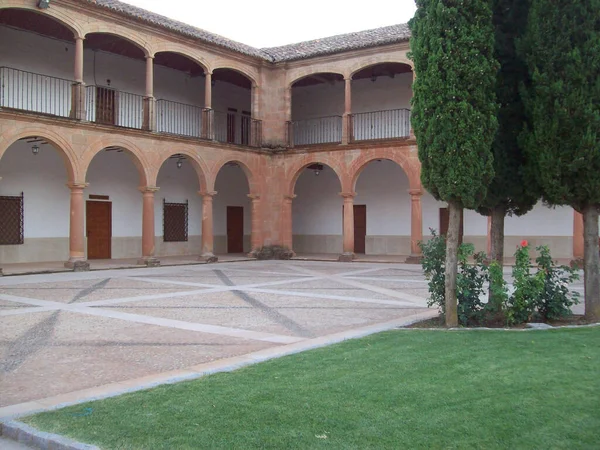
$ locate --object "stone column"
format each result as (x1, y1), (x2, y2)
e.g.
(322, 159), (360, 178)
(282, 194), (296, 253)
(143, 56), (156, 131)
(248, 194), (261, 257)
(204, 71), (212, 109)
(406, 189), (423, 263)
(71, 37), (86, 120)
(64, 183), (90, 271)
(285, 85), (293, 147)
(339, 192), (356, 261)
(202, 71), (213, 140)
(409, 70), (416, 140)
(138, 186), (160, 266)
(573, 210), (584, 260)
(199, 191), (218, 262)
(342, 77), (352, 144)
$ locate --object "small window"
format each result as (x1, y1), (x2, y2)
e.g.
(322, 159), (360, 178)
(0, 193), (24, 245)
(163, 199), (188, 242)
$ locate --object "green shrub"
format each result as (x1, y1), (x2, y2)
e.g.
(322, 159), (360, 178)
(487, 260), (509, 320)
(419, 229), (446, 313)
(505, 242), (541, 325)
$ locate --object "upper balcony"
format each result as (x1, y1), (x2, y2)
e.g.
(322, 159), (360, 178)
(0, 9), (261, 147)
(286, 63), (413, 147)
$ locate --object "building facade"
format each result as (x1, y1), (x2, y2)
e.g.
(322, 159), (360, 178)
(0, 0), (585, 270)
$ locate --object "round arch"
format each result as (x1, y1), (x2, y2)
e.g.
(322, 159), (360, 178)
(0, 128), (79, 183)
(348, 149), (420, 192)
(211, 63), (258, 87)
(82, 26), (151, 57)
(210, 157), (257, 193)
(349, 59), (413, 78)
(81, 138), (151, 187)
(286, 156), (345, 197)
(152, 148), (209, 192)
(288, 70), (346, 89)
(152, 46), (211, 74)
(0, 4), (83, 38)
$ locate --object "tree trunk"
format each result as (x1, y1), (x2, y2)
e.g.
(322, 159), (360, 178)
(583, 204), (600, 321)
(444, 200), (461, 327)
(488, 206), (506, 312)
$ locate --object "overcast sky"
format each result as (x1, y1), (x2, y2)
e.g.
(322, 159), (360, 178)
(121, 0), (417, 48)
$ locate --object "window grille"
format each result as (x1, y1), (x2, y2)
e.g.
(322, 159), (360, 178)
(0, 193), (24, 245)
(163, 199), (188, 242)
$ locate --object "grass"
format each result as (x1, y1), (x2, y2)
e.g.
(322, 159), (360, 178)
(23, 328), (600, 449)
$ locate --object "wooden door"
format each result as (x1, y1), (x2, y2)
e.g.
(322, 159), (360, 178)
(96, 87), (116, 125)
(439, 207), (464, 244)
(87, 201), (111, 259)
(227, 206), (244, 253)
(227, 108), (237, 143)
(354, 205), (367, 254)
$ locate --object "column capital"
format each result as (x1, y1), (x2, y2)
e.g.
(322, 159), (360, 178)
(139, 186), (159, 194)
(66, 182), (89, 190)
(247, 193), (261, 201)
(409, 189), (423, 197)
(198, 190), (217, 197)
(344, 76), (352, 82)
(204, 70), (213, 76)
(339, 192), (356, 199)
(145, 55), (154, 60)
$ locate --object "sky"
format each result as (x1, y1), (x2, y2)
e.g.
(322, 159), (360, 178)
(121, 0), (417, 48)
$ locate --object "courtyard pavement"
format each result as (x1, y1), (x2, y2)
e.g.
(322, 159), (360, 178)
(0, 260), (436, 420)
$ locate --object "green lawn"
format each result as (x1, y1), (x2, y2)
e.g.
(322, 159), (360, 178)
(23, 328), (600, 449)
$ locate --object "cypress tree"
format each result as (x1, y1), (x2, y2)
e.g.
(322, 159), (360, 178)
(477, 0), (538, 283)
(521, 0), (600, 321)
(410, 0), (499, 326)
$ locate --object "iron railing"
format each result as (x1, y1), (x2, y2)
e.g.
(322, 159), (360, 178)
(156, 99), (203, 138)
(85, 85), (144, 129)
(351, 108), (411, 141)
(288, 116), (343, 146)
(0, 67), (73, 118)
(213, 110), (262, 147)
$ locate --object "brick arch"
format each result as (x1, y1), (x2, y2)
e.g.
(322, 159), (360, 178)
(286, 155), (346, 197)
(82, 24), (151, 57)
(0, 127), (79, 183)
(211, 61), (258, 86)
(209, 157), (258, 194)
(0, 3), (84, 38)
(81, 138), (151, 187)
(349, 58), (413, 78)
(348, 148), (420, 192)
(152, 148), (209, 193)
(151, 45), (211, 74)
(288, 68), (346, 88)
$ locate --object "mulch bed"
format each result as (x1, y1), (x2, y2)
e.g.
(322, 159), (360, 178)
(407, 315), (591, 329)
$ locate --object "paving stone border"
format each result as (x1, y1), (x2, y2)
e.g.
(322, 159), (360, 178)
(0, 421), (99, 450)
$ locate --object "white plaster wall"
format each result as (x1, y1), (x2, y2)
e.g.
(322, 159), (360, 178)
(213, 164), (251, 253)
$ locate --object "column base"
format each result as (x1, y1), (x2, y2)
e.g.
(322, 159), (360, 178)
(247, 250), (258, 259)
(137, 257), (160, 267)
(64, 259), (90, 272)
(338, 252), (356, 262)
(405, 254), (423, 264)
(199, 253), (218, 263)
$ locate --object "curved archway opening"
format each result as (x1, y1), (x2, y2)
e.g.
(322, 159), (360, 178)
(291, 73), (344, 146)
(154, 52), (208, 138)
(0, 137), (73, 264)
(350, 63), (413, 141)
(212, 69), (253, 145)
(213, 162), (251, 254)
(154, 154), (205, 256)
(84, 147), (147, 260)
(291, 163), (343, 255)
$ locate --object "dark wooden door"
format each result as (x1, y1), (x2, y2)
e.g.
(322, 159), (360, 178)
(354, 205), (367, 254)
(87, 201), (111, 259)
(96, 87), (116, 125)
(439, 207), (464, 244)
(227, 206), (244, 253)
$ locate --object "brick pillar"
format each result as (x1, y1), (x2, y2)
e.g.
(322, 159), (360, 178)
(342, 77), (352, 144)
(138, 186), (160, 266)
(574, 210), (584, 260)
(199, 191), (218, 262)
(339, 192), (356, 261)
(248, 194), (261, 257)
(406, 189), (423, 263)
(281, 194), (296, 254)
(143, 56), (156, 131)
(71, 37), (86, 120)
(64, 182), (90, 271)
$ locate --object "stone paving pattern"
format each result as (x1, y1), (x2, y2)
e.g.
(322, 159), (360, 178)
(0, 261), (433, 412)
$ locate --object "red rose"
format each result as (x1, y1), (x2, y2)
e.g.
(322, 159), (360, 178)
(521, 240), (528, 247)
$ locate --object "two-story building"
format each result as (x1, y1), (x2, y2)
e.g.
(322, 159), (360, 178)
(0, 0), (585, 271)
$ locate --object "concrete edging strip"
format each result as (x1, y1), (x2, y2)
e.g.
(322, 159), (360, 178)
(0, 420), (99, 450)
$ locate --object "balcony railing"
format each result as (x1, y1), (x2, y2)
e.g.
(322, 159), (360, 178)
(287, 116), (343, 146)
(0, 67), (73, 118)
(156, 99), (203, 138)
(351, 108), (411, 141)
(85, 85), (145, 129)
(213, 110), (262, 147)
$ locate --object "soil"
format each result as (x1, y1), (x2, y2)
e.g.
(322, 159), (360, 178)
(406, 315), (591, 329)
